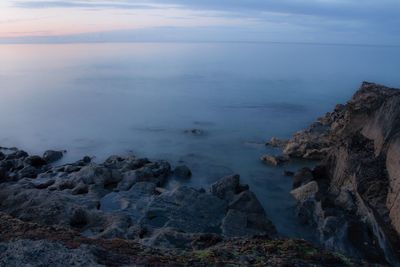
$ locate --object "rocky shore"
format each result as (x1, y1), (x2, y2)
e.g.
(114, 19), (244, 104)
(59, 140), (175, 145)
(0, 81), (397, 266)
(0, 146), (355, 266)
(269, 82), (400, 266)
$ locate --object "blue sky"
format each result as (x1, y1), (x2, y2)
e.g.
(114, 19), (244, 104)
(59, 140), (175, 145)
(0, 0), (399, 44)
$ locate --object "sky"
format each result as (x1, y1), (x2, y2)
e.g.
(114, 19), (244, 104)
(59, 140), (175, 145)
(0, 0), (399, 44)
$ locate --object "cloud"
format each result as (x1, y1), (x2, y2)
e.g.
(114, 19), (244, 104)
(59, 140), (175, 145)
(6, 0), (400, 45)
(13, 0), (175, 10)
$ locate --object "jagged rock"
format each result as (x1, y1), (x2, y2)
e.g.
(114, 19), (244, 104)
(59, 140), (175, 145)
(293, 167), (314, 189)
(32, 178), (55, 189)
(210, 174), (248, 200)
(260, 154), (289, 166)
(5, 150), (28, 160)
(43, 150), (64, 163)
(283, 82), (400, 265)
(290, 181), (319, 202)
(71, 182), (89, 195)
(266, 137), (288, 147)
(228, 190), (265, 214)
(24, 155), (47, 167)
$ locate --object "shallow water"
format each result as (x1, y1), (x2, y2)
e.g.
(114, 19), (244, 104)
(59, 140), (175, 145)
(0, 42), (399, 239)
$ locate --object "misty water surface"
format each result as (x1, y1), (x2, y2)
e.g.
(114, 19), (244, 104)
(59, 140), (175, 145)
(0, 42), (399, 239)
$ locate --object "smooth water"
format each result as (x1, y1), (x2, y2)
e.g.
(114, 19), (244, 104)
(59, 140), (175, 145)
(0, 43), (399, 239)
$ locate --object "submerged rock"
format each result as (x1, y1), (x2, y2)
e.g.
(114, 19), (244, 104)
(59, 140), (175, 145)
(184, 128), (205, 136)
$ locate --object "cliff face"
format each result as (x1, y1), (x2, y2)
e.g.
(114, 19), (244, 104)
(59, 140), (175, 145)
(285, 82), (400, 265)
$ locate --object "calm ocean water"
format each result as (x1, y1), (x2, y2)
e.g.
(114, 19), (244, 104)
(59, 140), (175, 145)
(0, 42), (399, 239)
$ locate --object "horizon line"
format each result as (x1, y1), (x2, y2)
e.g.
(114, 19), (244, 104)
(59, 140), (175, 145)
(1, 39), (400, 48)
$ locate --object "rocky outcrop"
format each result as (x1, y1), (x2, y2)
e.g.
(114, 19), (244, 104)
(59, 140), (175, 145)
(0, 146), (360, 266)
(283, 82), (400, 265)
(0, 147), (277, 253)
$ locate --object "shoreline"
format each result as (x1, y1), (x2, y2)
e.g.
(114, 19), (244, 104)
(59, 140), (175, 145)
(0, 82), (399, 266)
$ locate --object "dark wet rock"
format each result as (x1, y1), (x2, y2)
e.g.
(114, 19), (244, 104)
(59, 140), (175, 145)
(266, 137), (288, 147)
(24, 155), (47, 167)
(260, 154), (289, 166)
(228, 190), (265, 214)
(184, 128), (205, 135)
(18, 166), (40, 178)
(142, 186), (228, 234)
(32, 178), (55, 189)
(64, 165), (81, 173)
(70, 208), (89, 228)
(5, 150), (28, 160)
(0, 240), (101, 267)
(283, 170), (295, 176)
(210, 174), (246, 200)
(0, 152), (4, 161)
(71, 182), (89, 195)
(43, 150), (64, 163)
(173, 165), (192, 178)
(134, 161), (171, 186)
(293, 167), (314, 189)
(291, 181), (319, 202)
(116, 170), (138, 191)
(282, 82), (400, 265)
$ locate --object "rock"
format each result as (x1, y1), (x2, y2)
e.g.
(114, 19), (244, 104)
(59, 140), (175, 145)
(0, 240), (101, 267)
(191, 233), (222, 250)
(293, 167), (314, 189)
(116, 170), (138, 191)
(64, 165), (81, 173)
(173, 165), (192, 178)
(284, 82), (400, 264)
(260, 154), (289, 166)
(43, 150), (64, 163)
(18, 166), (40, 178)
(24, 156), (47, 167)
(142, 186), (227, 234)
(71, 182), (89, 195)
(284, 170), (295, 176)
(210, 174), (242, 200)
(72, 165), (122, 188)
(228, 190), (265, 214)
(290, 181), (319, 202)
(69, 208), (88, 228)
(266, 137), (288, 147)
(155, 187), (166, 194)
(184, 128), (205, 135)
(0, 147), (278, 256)
(5, 150), (28, 160)
(221, 209), (276, 238)
(0, 212), (360, 266)
(32, 178), (55, 189)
